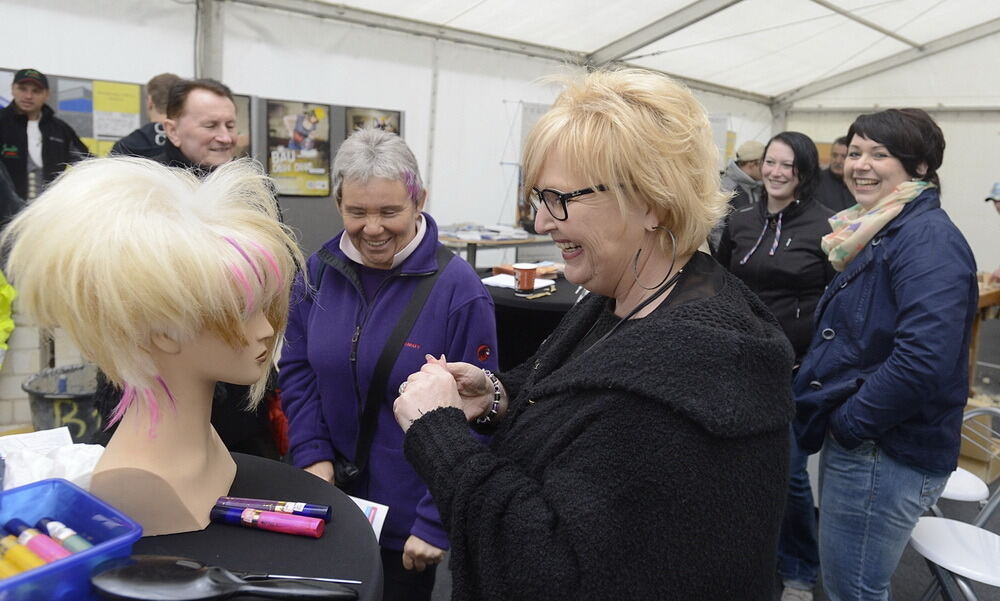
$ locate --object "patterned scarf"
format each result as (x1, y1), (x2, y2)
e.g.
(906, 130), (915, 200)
(822, 181), (931, 272)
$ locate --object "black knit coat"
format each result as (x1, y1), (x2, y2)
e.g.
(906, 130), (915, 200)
(404, 252), (795, 601)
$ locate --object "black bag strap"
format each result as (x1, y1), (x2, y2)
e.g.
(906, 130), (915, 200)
(353, 245), (455, 474)
(313, 246), (344, 288)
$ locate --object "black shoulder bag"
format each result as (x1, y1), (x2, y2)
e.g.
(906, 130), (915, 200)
(313, 245), (455, 488)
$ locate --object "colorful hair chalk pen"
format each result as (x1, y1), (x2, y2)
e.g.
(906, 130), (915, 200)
(0, 556), (22, 578)
(0, 535), (45, 571)
(216, 496), (332, 522)
(36, 518), (93, 554)
(210, 506), (325, 538)
(4, 520), (72, 562)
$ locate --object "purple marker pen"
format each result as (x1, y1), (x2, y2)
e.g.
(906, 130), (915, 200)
(216, 496), (332, 522)
(210, 506), (325, 538)
(3, 520), (72, 562)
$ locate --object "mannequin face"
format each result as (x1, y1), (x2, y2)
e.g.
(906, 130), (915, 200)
(157, 309), (275, 386)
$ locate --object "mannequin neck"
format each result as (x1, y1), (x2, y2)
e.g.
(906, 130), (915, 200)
(107, 368), (220, 462)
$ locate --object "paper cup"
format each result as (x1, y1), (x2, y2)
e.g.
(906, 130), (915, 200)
(512, 263), (537, 292)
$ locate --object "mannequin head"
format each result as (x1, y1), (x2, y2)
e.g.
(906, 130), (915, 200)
(2, 157), (302, 425)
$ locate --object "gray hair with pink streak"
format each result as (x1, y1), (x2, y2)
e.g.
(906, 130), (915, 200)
(333, 128), (423, 204)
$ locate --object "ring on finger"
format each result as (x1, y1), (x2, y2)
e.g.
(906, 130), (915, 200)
(398, 381), (408, 394)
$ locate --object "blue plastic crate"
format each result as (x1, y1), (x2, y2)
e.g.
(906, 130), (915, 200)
(0, 478), (142, 600)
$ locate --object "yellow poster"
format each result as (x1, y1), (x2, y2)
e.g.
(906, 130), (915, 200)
(96, 140), (116, 157)
(93, 81), (141, 139)
(94, 81), (139, 114)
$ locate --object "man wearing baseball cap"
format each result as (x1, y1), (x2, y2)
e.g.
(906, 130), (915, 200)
(985, 182), (1000, 207)
(0, 68), (89, 200)
(709, 139), (765, 253)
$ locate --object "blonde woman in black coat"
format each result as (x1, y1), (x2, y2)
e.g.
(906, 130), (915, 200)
(393, 68), (795, 601)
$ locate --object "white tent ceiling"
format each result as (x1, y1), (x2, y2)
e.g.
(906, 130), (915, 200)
(245, 0), (1000, 106)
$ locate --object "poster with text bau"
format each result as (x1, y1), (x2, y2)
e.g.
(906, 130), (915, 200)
(266, 99), (330, 196)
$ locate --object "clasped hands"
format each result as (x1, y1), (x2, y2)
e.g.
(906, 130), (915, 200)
(393, 354), (495, 432)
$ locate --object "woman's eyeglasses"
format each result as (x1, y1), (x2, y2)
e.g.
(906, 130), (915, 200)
(527, 185), (608, 221)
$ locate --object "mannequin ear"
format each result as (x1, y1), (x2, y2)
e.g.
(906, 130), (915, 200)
(916, 162), (928, 177)
(151, 332), (182, 355)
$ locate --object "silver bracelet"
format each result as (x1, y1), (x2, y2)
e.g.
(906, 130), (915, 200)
(476, 369), (502, 425)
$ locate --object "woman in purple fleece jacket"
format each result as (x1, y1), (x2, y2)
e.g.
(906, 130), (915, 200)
(278, 128), (498, 601)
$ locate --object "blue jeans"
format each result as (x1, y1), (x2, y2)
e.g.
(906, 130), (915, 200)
(778, 427), (820, 589)
(818, 433), (947, 601)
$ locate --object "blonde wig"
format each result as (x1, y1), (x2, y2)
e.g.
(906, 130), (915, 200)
(522, 67), (729, 256)
(2, 157), (302, 423)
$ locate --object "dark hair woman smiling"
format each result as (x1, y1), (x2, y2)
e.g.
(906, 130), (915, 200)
(794, 108), (978, 601)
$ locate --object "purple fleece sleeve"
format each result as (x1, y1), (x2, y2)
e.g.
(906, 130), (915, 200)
(278, 273), (335, 468)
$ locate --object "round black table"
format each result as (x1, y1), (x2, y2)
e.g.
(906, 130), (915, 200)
(480, 272), (578, 371)
(132, 453), (382, 601)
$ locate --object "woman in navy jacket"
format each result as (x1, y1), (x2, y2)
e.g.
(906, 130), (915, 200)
(793, 109), (978, 601)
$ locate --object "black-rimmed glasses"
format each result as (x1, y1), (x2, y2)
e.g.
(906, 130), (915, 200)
(527, 185), (608, 221)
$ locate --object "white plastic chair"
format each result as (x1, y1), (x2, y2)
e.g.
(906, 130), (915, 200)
(915, 406), (1000, 601)
(956, 407), (1000, 528)
(910, 517), (1000, 601)
(930, 467), (990, 517)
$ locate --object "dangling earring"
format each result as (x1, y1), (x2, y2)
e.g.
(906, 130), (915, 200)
(632, 226), (677, 290)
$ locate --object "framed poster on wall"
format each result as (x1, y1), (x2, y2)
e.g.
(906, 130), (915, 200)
(266, 99), (331, 197)
(345, 107), (400, 137)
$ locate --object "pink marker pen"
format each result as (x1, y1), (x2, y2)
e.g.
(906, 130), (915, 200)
(210, 506), (325, 538)
(3, 519), (72, 563)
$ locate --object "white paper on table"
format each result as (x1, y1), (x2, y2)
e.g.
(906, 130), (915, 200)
(0, 426), (73, 454)
(348, 495), (389, 542)
(0, 427), (105, 491)
(481, 274), (556, 290)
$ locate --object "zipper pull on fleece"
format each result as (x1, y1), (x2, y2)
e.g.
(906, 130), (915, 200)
(350, 325), (360, 362)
